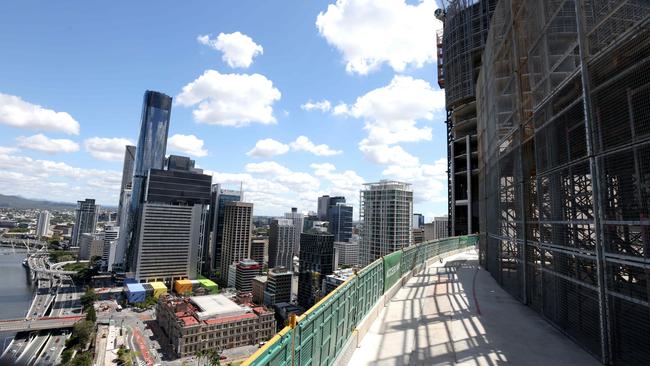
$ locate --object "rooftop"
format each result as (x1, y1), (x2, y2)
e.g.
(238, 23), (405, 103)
(190, 294), (248, 321)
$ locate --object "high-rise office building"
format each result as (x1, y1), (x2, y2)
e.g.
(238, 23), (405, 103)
(424, 216), (449, 241)
(359, 181), (413, 266)
(264, 267), (292, 306)
(268, 219), (296, 270)
(220, 201), (253, 285)
(317, 196), (331, 221)
(206, 184), (242, 274)
(132, 155), (211, 284)
(103, 224), (119, 271)
(114, 188), (132, 271)
(126, 90), (172, 272)
(250, 238), (266, 267)
(71, 199), (99, 247)
(36, 210), (51, 238)
(328, 203), (353, 243)
(284, 208), (304, 255)
(298, 230), (334, 309)
(117, 145), (136, 226)
(79, 233), (105, 261)
(235, 259), (262, 293)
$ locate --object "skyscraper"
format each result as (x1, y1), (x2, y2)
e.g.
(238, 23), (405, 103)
(206, 184), (242, 274)
(359, 181), (413, 266)
(268, 219), (296, 270)
(132, 155), (211, 284)
(126, 90), (172, 272)
(117, 145), (135, 226)
(284, 208), (304, 256)
(220, 201), (253, 285)
(317, 195), (331, 220)
(298, 230), (334, 309)
(71, 199), (99, 247)
(36, 210), (51, 238)
(328, 202), (353, 242)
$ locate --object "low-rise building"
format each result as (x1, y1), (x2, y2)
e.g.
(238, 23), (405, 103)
(323, 268), (355, 295)
(251, 276), (267, 305)
(156, 294), (275, 358)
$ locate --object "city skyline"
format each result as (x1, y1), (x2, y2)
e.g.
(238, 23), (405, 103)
(0, 0), (448, 219)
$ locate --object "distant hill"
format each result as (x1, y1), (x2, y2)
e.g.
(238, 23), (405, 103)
(0, 194), (78, 210)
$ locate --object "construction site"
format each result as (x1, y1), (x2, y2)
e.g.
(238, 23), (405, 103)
(439, 0), (650, 364)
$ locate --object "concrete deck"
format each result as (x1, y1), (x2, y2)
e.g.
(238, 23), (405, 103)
(347, 251), (600, 366)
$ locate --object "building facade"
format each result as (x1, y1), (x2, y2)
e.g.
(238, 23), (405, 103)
(328, 203), (353, 243)
(156, 294), (275, 358)
(79, 233), (105, 261)
(298, 231), (334, 309)
(359, 181), (413, 266)
(334, 241), (358, 267)
(284, 208), (304, 255)
(250, 238), (266, 267)
(268, 219), (296, 270)
(471, 1), (650, 364)
(220, 202), (253, 285)
(251, 276), (267, 305)
(71, 199), (99, 247)
(206, 184), (242, 274)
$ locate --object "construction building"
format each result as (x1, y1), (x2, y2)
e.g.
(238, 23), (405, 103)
(156, 294), (275, 358)
(439, 0), (497, 236)
(436, 0), (650, 364)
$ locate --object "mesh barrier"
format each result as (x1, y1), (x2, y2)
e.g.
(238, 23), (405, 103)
(476, 0), (650, 364)
(242, 235), (477, 366)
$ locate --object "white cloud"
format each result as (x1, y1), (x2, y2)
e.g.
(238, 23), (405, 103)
(0, 151), (122, 204)
(309, 162), (365, 210)
(247, 138), (289, 158)
(290, 136), (342, 156)
(301, 100), (331, 112)
(198, 32), (263, 68)
(358, 143), (419, 166)
(382, 157), (448, 204)
(0, 93), (80, 135)
(176, 70), (281, 127)
(167, 134), (208, 157)
(15, 134), (79, 153)
(245, 161), (320, 192)
(332, 103), (349, 116)
(84, 137), (134, 161)
(316, 0), (441, 74)
(245, 161), (290, 176)
(0, 146), (18, 154)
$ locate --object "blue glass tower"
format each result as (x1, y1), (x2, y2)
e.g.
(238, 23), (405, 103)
(126, 90), (172, 272)
(328, 203), (353, 242)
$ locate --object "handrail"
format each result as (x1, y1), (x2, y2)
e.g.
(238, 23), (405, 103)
(241, 235), (478, 366)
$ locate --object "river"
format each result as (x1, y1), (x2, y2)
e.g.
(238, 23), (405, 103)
(0, 248), (33, 354)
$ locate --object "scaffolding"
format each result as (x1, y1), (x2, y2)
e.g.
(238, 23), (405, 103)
(476, 1), (650, 364)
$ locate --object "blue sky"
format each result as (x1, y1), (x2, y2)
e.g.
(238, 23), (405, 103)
(0, 0), (448, 220)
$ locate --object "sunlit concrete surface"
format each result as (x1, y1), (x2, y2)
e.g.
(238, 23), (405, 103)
(347, 250), (599, 366)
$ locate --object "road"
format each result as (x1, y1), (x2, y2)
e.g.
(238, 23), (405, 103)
(348, 251), (600, 366)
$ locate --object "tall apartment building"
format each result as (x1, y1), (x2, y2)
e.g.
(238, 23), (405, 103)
(206, 184), (242, 274)
(235, 259), (262, 293)
(220, 201), (253, 285)
(126, 90), (172, 272)
(36, 210), (51, 238)
(298, 230), (334, 309)
(268, 219), (295, 270)
(284, 208), (304, 255)
(359, 181), (413, 266)
(71, 199), (99, 247)
(133, 155), (211, 284)
(328, 203), (353, 243)
(264, 267), (292, 306)
(470, 0), (650, 363)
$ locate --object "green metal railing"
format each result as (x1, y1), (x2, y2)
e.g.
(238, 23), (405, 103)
(242, 235), (478, 366)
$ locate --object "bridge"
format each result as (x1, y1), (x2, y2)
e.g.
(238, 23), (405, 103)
(0, 316), (83, 332)
(241, 236), (600, 366)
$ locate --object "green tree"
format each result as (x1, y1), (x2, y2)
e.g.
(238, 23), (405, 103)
(80, 288), (98, 310)
(69, 352), (92, 366)
(71, 320), (95, 347)
(116, 345), (133, 366)
(85, 305), (96, 322)
(61, 348), (74, 364)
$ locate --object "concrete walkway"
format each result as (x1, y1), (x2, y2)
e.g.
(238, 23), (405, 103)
(347, 250), (600, 366)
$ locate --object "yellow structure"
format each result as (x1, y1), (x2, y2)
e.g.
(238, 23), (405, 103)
(150, 281), (167, 298)
(174, 279), (192, 294)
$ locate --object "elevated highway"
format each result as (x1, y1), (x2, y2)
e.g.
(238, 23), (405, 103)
(0, 316), (83, 333)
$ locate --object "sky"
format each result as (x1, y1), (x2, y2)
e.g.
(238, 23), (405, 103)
(0, 0), (448, 220)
